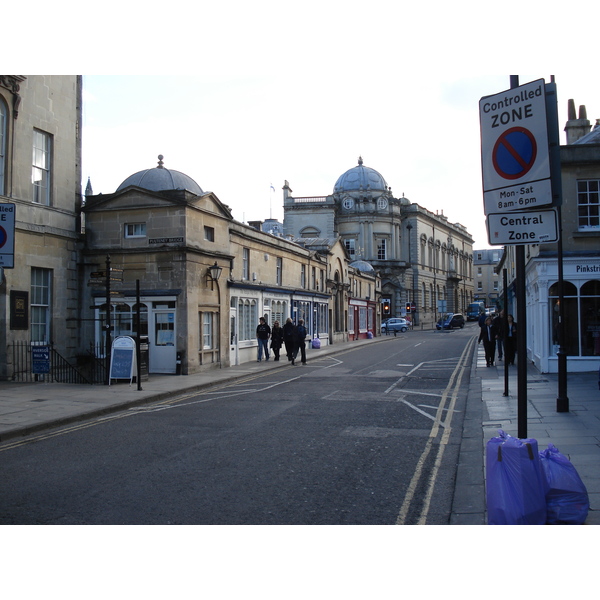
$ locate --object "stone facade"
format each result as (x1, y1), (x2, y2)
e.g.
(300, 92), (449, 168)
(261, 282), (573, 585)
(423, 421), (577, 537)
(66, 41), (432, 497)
(0, 75), (82, 380)
(283, 158), (474, 328)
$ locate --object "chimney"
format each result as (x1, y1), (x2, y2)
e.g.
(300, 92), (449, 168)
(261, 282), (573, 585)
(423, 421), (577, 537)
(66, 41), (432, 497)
(565, 99), (592, 144)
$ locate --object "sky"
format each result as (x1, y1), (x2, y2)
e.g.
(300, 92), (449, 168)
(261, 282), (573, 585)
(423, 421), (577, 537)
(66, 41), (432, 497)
(7, 3), (598, 253)
(80, 72), (597, 251)
(5, 2), (595, 577)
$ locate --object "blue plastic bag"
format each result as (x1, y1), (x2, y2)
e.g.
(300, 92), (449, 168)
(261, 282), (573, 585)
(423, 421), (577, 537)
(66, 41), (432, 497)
(311, 338), (321, 349)
(539, 444), (589, 525)
(486, 430), (548, 525)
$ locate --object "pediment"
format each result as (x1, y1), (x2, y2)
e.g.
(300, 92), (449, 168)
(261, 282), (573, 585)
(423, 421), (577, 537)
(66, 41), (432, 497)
(83, 187), (233, 220)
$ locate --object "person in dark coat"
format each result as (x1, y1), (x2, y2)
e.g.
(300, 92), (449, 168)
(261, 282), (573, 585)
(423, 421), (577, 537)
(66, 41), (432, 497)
(256, 317), (271, 362)
(504, 314), (517, 366)
(296, 319), (308, 365)
(283, 317), (298, 365)
(478, 316), (499, 366)
(492, 310), (505, 361)
(270, 320), (284, 361)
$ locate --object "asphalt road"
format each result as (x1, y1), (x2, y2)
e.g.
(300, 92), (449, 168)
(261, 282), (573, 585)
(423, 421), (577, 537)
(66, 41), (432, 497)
(0, 325), (478, 525)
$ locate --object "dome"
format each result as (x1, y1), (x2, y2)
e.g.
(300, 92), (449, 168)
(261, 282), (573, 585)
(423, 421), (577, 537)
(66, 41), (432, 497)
(349, 259), (375, 273)
(116, 155), (203, 195)
(333, 157), (388, 194)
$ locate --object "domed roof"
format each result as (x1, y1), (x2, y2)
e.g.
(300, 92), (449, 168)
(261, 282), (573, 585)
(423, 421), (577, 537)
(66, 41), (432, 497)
(333, 157), (388, 194)
(349, 259), (375, 273)
(116, 155), (203, 195)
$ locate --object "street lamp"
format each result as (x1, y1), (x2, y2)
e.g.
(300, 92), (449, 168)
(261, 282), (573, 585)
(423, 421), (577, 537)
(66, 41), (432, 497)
(208, 261), (223, 281)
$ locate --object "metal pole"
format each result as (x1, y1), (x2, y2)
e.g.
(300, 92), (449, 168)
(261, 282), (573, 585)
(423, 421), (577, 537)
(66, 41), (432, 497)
(503, 268), (509, 397)
(105, 254), (111, 386)
(136, 279), (142, 391)
(546, 76), (569, 412)
(510, 75), (528, 439)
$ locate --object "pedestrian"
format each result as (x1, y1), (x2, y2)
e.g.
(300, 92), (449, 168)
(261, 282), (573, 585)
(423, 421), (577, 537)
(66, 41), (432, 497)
(478, 316), (498, 367)
(256, 316), (271, 362)
(270, 320), (284, 361)
(504, 314), (517, 366)
(283, 317), (298, 365)
(296, 319), (308, 365)
(493, 310), (505, 361)
(478, 311), (487, 329)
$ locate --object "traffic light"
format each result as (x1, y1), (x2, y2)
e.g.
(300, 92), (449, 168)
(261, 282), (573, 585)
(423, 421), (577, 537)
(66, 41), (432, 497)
(406, 302), (412, 313)
(382, 300), (391, 315)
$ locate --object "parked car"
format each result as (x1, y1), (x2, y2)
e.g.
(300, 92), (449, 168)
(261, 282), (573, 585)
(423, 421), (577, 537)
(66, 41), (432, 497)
(436, 313), (465, 330)
(381, 317), (409, 333)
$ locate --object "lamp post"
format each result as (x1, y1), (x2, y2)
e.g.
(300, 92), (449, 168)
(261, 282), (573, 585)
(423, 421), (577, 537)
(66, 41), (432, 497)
(207, 262), (223, 368)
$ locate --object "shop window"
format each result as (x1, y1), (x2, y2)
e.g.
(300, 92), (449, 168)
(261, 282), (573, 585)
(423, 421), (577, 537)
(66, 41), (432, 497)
(580, 280), (600, 356)
(549, 281), (578, 355)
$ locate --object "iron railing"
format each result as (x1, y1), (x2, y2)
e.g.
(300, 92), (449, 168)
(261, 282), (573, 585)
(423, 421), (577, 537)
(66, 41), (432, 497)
(9, 342), (107, 384)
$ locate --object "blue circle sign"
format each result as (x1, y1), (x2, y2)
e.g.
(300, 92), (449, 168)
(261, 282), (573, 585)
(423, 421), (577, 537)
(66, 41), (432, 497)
(492, 126), (537, 180)
(0, 226), (7, 249)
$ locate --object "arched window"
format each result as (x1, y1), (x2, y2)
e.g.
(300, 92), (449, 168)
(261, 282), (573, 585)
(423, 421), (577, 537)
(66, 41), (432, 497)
(580, 280), (600, 356)
(548, 281), (578, 355)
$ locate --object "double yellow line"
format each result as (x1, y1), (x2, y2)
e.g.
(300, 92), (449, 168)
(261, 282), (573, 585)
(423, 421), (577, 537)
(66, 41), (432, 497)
(395, 336), (476, 525)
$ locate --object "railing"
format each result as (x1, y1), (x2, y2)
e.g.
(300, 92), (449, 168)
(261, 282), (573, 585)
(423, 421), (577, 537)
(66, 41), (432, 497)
(292, 196), (328, 203)
(9, 342), (107, 384)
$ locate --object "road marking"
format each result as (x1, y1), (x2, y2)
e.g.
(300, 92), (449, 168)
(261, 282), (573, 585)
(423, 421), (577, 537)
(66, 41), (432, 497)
(395, 336), (475, 525)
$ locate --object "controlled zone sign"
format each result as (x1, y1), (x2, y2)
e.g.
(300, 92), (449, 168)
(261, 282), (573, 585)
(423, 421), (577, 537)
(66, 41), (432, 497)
(480, 79), (552, 215)
(0, 203), (16, 268)
(487, 208), (558, 245)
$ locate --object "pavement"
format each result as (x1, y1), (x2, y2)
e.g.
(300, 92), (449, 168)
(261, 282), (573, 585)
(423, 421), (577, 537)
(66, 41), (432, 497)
(0, 334), (598, 525)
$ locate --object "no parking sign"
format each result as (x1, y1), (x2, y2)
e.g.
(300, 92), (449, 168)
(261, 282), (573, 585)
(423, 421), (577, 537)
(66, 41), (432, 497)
(480, 79), (553, 215)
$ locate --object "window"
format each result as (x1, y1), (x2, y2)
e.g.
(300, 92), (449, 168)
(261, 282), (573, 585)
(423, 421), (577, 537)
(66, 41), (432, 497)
(377, 238), (387, 260)
(344, 238), (356, 258)
(125, 223), (146, 238)
(276, 257), (282, 286)
(31, 268), (51, 343)
(301, 265), (306, 288)
(577, 180), (600, 230)
(0, 97), (6, 194)
(32, 129), (52, 205)
(204, 226), (215, 242)
(202, 312), (214, 349)
(242, 248), (249, 280)
(477, 282), (483, 291)
(238, 298), (257, 341)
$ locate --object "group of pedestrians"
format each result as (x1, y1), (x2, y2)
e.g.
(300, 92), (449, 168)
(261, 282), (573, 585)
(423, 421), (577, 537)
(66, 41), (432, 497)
(256, 317), (308, 365)
(478, 309), (517, 367)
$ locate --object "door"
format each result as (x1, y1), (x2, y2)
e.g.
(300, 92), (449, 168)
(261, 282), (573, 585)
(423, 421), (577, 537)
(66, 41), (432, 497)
(150, 310), (177, 373)
(229, 305), (238, 366)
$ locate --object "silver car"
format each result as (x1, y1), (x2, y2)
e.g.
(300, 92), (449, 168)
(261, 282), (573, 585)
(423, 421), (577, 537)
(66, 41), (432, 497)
(381, 318), (409, 333)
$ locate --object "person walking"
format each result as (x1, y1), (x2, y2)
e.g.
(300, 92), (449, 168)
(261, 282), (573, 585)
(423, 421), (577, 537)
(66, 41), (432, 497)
(270, 320), (284, 361)
(256, 316), (271, 362)
(296, 319), (308, 365)
(478, 316), (498, 366)
(283, 317), (298, 365)
(492, 310), (505, 361)
(504, 315), (517, 366)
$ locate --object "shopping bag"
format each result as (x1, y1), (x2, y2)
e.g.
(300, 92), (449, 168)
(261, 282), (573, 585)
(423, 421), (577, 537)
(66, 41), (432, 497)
(486, 430), (548, 525)
(539, 444), (589, 525)
(311, 338), (321, 349)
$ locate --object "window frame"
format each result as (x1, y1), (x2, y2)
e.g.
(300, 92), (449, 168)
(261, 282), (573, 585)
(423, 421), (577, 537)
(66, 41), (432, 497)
(577, 179), (600, 230)
(32, 129), (52, 205)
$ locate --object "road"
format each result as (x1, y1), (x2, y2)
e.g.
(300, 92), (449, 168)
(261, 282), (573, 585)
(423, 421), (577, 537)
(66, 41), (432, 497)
(0, 325), (478, 525)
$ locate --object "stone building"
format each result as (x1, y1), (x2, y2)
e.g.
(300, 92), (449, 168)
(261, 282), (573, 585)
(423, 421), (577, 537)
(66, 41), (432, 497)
(0, 75), (83, 380)
(473, 248), (503, 307)
(282, 158), (474, 328)
(498, 100), (600, 373)
(84, 157), (380, 374)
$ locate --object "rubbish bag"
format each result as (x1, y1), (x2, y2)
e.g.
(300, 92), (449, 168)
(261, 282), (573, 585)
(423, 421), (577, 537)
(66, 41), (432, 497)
(486, 430), (548, 525)
(539, 444), (589, 525)
(311, 338), (321, 349)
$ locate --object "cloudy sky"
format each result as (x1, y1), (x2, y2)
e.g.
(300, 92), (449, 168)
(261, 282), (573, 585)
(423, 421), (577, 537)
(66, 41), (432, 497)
(9, 3), (598, 252)
(81, 72), (596, 251)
